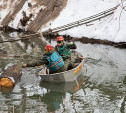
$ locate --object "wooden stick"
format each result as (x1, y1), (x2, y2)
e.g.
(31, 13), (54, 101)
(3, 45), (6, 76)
(79, 57), (85, 59)
(13, 105), (14, 113)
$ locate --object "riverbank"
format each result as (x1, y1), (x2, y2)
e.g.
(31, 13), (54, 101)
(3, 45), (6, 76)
(0, 28), (126, 49)
(0, 0), (126, 44)
(44, 32), (126, 49)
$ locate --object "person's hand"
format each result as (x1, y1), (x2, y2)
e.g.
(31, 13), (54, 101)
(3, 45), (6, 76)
(68, 41), (77, 49)
(69, 42), (73, 45)
(22, 64), (27, 68)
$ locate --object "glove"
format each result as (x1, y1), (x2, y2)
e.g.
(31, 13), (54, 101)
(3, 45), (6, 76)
(69, 42), (74, 45)
(22, 64), (27, 68)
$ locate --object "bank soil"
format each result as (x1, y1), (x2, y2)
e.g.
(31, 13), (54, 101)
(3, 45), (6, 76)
(44, 33), (126, 49)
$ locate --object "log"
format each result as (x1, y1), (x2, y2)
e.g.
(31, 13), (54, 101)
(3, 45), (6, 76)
(0, 64), (22, 88)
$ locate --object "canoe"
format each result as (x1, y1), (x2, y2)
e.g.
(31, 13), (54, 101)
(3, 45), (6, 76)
(38, 51), (84, 82)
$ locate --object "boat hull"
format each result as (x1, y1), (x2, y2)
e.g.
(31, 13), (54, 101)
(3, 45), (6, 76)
(38, 59), (84, 82)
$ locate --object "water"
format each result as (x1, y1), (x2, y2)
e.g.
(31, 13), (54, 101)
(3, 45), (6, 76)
(0, 31), (126, 113)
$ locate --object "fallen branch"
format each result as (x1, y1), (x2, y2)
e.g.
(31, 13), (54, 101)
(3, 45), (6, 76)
(0, 33), (40, 43)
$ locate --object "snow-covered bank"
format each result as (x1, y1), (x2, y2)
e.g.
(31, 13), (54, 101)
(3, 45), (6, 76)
(47, 0), (126, 42)
(0, 0), (126, 43)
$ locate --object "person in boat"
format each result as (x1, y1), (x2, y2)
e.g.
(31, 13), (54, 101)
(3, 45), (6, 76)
(55, 36), (77, 70)
(22, 44), (65, 74)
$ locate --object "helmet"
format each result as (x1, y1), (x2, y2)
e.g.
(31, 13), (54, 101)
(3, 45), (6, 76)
(45, 45), (54, 51)
(56, 36), (64, 41)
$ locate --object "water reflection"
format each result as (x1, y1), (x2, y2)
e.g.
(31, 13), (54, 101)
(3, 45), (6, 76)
(40, 90), (65, 112)
(0, 31), (47, 69)
(120, 96), (126, 113)
(0, 86), (14, 93)
(40, 74), (87, 94)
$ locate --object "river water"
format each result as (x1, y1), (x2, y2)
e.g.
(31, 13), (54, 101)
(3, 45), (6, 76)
(0, 31), (126, 113)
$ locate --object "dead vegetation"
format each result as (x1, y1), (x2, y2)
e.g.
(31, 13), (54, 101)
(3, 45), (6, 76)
(20, 11), (32, 26)
(1, 0), (68, 32)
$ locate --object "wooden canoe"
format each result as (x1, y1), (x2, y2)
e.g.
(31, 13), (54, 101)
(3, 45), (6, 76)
(38, 51), (84, 82)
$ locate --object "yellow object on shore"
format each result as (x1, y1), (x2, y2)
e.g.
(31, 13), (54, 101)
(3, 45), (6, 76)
(0, 78), (14, 87)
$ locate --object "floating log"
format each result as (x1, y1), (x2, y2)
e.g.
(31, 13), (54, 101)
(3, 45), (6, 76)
(0, 64), (22, 87)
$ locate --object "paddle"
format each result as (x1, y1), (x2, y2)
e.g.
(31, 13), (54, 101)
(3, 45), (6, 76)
(75, 79), (85, 92)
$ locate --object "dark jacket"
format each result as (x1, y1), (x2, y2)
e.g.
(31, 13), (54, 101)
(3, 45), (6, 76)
(26, 50), (55, 67)
(55, 42), (77, 60)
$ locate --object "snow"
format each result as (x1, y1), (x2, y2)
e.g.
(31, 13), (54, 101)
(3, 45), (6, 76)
(0, 0), (126, 42)
(0, 1), (11, 24)
(48, 0), (126, 42)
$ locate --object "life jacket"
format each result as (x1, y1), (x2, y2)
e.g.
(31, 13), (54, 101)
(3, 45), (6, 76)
(45, 51), (64, 72)
(55, 43), (71, 59)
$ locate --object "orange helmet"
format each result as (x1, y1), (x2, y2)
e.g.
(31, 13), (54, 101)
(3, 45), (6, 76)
(56, 36), (64, 41)
(45, 45), (54, 51)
